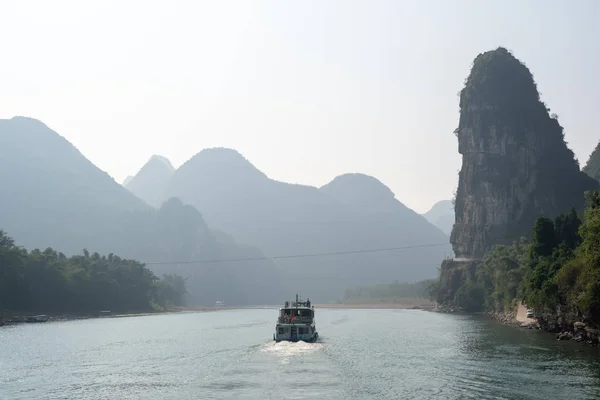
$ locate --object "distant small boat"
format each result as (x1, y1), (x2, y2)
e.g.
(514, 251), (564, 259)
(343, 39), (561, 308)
(26, 315), (48, 323)
(273, 294), (318, 343)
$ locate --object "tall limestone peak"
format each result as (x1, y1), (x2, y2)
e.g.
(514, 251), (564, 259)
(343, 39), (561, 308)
(320, 173), (400, 213)
(583, 141), (600, 182)
(178, 147), (267, 181)
(451, 47), (597, 259)
(149, 154), (175, 171)
(126, 154), (175, 208)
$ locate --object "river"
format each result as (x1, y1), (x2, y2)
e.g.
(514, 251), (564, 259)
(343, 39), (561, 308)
(1, 308), (600, 399)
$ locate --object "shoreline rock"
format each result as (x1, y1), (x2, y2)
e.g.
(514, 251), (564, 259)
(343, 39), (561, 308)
(555, 322), (600, 346)
(487, 310), (527, 328)
(489, 309), (600, 346)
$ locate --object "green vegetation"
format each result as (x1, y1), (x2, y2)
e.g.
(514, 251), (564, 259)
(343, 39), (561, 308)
(344, 279), (437, 303)
(438, 190), (600, 327)
(0, 230), (186, 314)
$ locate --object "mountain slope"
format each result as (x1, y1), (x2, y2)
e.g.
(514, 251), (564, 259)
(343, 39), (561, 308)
(422, 200), (454, 235)
(128, 147), (453, 300)
(0, 116), (151, 255)
(0, 117), (283, 305)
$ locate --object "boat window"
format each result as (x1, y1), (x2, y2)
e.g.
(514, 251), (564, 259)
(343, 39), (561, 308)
(283, 309), (313, 317)
(278, 327), (284, 334)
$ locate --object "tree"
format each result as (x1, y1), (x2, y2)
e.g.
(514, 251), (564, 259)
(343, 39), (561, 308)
(0, 229), (187, 314)
(531, 217), (557, 260)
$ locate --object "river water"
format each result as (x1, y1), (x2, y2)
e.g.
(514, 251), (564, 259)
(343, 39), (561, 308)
(1, 308), (600, 399)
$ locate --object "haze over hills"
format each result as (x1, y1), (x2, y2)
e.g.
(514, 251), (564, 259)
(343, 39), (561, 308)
(0, 117), (284, 305)
(422, 200), (454, 235)
(125, 147), (453, 300)
(0, 116), (453, 304)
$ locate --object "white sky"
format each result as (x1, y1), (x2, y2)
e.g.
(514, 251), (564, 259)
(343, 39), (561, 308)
(1, 0), (598, 213)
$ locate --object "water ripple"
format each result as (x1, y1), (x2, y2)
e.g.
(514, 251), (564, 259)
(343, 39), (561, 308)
(1, 309), (600, 399)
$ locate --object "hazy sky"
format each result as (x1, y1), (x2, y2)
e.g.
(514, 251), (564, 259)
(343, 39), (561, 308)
(2, 0), (598, 213)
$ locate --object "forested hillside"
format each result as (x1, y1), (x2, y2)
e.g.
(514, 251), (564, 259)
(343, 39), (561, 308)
(0, 230), (186, 314)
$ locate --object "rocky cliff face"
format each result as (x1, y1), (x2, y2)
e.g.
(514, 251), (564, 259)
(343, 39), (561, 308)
(450, 47), (598, 259)
(435, 259), (478, 307)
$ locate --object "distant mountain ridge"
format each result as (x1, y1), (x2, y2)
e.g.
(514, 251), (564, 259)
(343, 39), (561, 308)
(0, 116), (452, 304)
(583, 141), (600, 183)
(0, 117), (284, 305)
(126, 147), (453, 300)
(422, 200), (454, 235)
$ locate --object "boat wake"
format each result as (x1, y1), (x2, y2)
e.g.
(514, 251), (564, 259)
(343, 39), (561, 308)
(260, 340), (324, 364)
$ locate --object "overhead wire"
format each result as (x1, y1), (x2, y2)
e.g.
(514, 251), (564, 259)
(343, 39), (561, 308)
(143, 241), (455, 266)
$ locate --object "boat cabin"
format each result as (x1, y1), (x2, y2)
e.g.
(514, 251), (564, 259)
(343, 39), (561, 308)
(274, 294), (318, 342)
(278, 307), (314, 324)
(278, 297), (314, 324)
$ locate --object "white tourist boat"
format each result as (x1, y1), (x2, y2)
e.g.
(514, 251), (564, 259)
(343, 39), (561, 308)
(273, 295), (318, 343)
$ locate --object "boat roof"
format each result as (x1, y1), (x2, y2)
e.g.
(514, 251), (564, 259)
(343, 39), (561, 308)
(279, 306), (313, 310)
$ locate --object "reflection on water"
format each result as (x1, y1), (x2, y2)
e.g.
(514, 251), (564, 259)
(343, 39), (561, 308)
(1, 309), (600, 399)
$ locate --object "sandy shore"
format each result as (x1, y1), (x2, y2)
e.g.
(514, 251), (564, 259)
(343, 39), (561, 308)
(516, 302), (538, 326)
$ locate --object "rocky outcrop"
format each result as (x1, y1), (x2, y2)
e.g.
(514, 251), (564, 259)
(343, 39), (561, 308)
(450, 47), (598, 259)
(533, 305), (599, 345)
(435, 259), (479, 307)
(555, 322), (600, 346)
(488, 309), (520, 327)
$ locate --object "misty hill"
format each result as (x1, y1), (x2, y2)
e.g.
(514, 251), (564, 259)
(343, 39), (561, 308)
(123, 175), (134, 186)
(125, 155), (175, 207)
(583, 141), (600, 182)
(128, 147), (452, 300)
(0, 117), (283, 305)
(422, 200), (454, 235)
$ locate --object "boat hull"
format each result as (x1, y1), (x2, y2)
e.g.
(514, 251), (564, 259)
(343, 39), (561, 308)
(273, 332), (318, 343)
(273, 322), (318, 343)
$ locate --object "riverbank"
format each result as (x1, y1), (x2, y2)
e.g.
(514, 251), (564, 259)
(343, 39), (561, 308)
(314, 302), (435, 310)
(486, 302), (540, 329)
(1, 306), (242, 325)
(433, 301), (600, 347)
